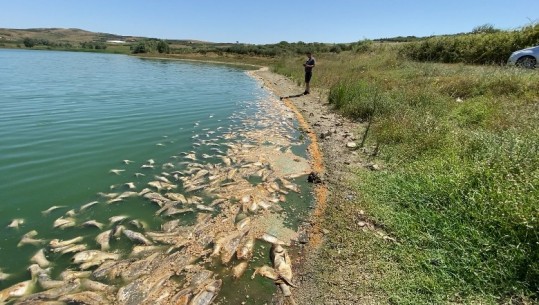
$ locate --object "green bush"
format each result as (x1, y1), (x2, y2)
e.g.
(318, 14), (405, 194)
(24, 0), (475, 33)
(399, 23), (539, 65)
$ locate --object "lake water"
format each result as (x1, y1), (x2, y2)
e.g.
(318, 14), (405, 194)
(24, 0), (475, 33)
(0, 50), (312, 304)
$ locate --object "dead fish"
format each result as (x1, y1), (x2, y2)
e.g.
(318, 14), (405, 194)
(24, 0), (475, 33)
(258, 200), (272, 210)
(97, 192), (119, 199)
(154, 175), (172, 184)
(269, 181), (280, 192)
(162, 162), (175, 169)
(221, 231), (247, 265)
(237, 236), (255, 260)
(59, 290), (110, 304)
(148, 180), (177, 191)
(118, 191), (139, 199)
(109, 215), (128, 224)
(251, 265), (279, 281)
(81, 220), (104, 230)
(80, 201), (99, 211)
(210, 198), (226, 206)
(122, 229), (153, 245)
(109, 169), (125, 175)
(29, 264), (64, 290)
(112, 225), (126, 238)
(232, 261), (249, 279)
(53, 216), (76, 229)
(95, 230), (112, 251)
(81, 278), (116, 293)
(226, 168), (238, 180)
(123, 159), (134, 164)
(165, 192), (187, 204)
(0, 280), (34, 303)
(170, 288), (193, 305)
(185, 153), (197, 161)
(60, 270), (92, 281)
(124, 182), (136, 189)
(147, 159), (156, 165)
(17, 230), (45, 247)
(271, 244), (296, 296)
(193, 169), (209, 180)
(30, 249), (50, 268)
(6, 218), (24, 229)
(65, 209), (77, 217)
(236, 217), (251, 231)
(196, 205), (214, 212)
(72, 250), (121, 265)
(106, 197), (124, 204)
(128, 219), (147, 230)
(134, 172), (146, 177)
(50, 236), (84, 249)
(141, 164), (155, 169)
(184, 183), (208, 193)
(60, 244), (88, 255)
(280, 178), (300, 193)
(41, 205), (67, 215)
(260, 233), (287, 246)
(162, 207), (194, 217)
(248, 200), (259, 213)
(0, 269), (10, 281)
(161, 219), (181, 232)
(129, 245), (166, 257)
(189, 279), (222, 305)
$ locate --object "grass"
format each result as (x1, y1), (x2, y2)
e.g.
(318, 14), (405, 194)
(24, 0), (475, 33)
(271, 46), (539, 304)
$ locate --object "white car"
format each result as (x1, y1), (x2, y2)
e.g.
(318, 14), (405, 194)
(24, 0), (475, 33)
(507, 45), (539, 69)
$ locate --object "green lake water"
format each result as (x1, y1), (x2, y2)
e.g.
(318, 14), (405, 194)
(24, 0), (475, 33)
(0, 49), (312, 304)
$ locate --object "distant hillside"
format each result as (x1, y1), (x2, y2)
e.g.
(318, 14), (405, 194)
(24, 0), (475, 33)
(0, 28), (212, 45)
(0, 28), (139, 43)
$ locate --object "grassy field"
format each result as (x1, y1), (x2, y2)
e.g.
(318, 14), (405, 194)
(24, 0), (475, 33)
(271, 46), (539, 304)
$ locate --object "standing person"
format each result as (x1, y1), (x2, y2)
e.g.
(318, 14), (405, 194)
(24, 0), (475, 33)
(303, 52), (315, 95)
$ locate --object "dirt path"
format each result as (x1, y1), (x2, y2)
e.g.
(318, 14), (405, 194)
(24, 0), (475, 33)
(251, 69), (381, 305)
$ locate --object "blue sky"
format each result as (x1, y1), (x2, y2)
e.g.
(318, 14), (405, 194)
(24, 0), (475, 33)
(0, 0), (537, 44)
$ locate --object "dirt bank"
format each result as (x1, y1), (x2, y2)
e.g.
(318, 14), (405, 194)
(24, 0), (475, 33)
(252, 69), (381, 305)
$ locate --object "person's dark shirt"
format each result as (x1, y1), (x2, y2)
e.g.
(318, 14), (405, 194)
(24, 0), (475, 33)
(305, 57), (315, 72)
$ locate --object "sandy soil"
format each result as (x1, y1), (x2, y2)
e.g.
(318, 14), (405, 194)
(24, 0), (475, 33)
(252, 69), (377, 305)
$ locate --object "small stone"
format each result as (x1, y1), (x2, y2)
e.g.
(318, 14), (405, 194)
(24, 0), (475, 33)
(357, 221), (366, 227)
(307, 172), (322, 184)
(346, 142), (357, 149)
(322, 229), (330, 235)
(298, 231), (309, 244)
(368, 164), (381, 171)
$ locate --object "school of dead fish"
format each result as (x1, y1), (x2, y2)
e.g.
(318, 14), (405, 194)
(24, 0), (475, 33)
(1, 93), (312, 305)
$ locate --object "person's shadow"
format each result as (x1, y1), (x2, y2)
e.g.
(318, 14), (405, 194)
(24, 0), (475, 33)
(279, 93), (305, 100)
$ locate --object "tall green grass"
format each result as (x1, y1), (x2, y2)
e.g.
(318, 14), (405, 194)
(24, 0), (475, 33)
(271, 46), (539, 303)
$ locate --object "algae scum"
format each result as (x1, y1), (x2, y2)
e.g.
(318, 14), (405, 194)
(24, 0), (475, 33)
(0, 51), (314, 304)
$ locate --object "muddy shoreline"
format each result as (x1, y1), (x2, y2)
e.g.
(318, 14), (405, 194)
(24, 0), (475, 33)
(253, 69), (368, 305)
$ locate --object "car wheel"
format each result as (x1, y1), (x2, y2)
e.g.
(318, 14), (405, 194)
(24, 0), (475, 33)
(516, 56), (537, 69)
